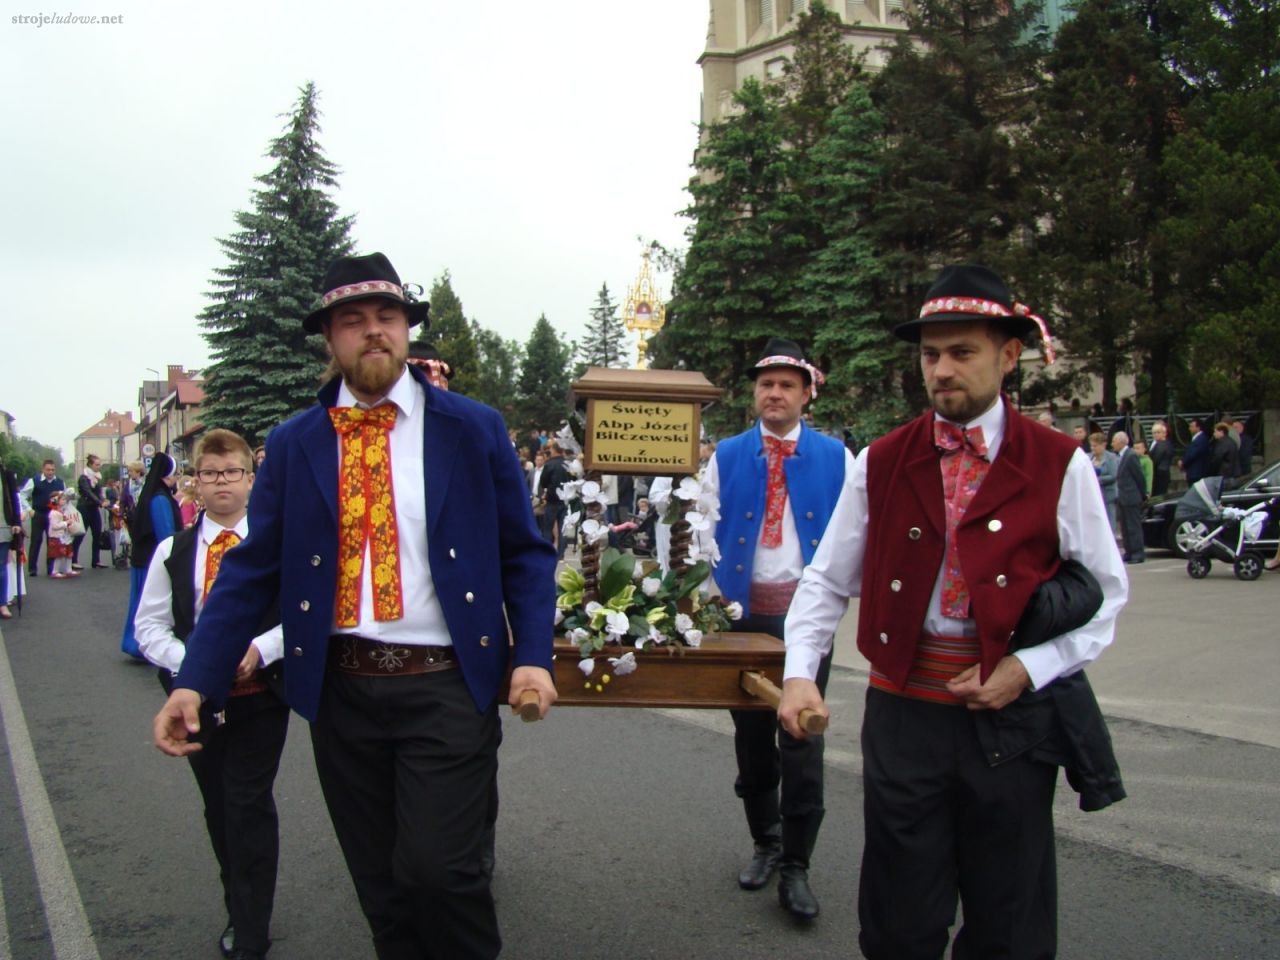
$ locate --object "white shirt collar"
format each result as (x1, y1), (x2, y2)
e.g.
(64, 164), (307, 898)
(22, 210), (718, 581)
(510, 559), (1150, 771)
(200, 512), (249, 545)
(336, 366), (420, 419)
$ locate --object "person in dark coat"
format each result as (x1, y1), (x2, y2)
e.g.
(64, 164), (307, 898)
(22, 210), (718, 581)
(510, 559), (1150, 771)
(1209, 422), (1238, 487)
(26, 459), (64, 576)
(1147, 420), (1175, 497)
(122, 453), (183, 659)
(1180, 418), (1212, 484)
(76, 454), (107, 569)
(1232, 420), (1255, 478)
(1111, 431), (1147, 563)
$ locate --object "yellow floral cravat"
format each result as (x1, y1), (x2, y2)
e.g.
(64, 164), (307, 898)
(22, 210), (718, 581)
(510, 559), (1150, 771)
(327, 405), (404, 626)
(203, 529), (241, 602)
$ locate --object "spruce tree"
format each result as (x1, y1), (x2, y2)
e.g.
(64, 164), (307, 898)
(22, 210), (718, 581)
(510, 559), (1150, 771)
(1017, 0), (1181, 412)
(199, 82), (354, 446)
(516, 314), (573, 433)
(471, 327), (523, 423)
(575, 284), (629, 371)
(869, 0), (1048, 405)
(416, 271), (480, 397)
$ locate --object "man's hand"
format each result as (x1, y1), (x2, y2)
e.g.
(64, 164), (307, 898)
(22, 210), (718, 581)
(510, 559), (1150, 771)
(508, 665), (557, 720)
(235, 643), (262, 682)
(778, 677), (828, 739)
(153, 688), (204, 756)
(945, 656), (1031, 710)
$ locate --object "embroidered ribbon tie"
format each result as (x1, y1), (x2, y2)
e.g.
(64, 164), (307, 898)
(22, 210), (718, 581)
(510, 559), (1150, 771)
(761, 435), (797, 548)
(203, 529), (241, 602)
(933, 420), (990, 619)
(328, 405), (405, 627)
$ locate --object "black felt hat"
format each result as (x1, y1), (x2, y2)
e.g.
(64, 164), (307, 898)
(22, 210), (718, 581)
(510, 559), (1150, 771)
(747, 337), (813, 385)
(893, 265), (1038, 343)
(407, 340), (453, 378)
(302, 253), (431, 334)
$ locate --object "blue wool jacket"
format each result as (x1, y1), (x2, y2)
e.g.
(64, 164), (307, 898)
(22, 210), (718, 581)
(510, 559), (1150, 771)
(175, 365), (556, 721)
(713, 422), (846, 617)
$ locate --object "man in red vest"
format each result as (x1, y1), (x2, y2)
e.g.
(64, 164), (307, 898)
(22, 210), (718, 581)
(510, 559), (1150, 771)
(778, 265), (1128, 959)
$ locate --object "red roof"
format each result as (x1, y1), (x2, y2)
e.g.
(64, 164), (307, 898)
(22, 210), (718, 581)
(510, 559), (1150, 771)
(175, 380), (206, 405)
(77, 411), (137, 439)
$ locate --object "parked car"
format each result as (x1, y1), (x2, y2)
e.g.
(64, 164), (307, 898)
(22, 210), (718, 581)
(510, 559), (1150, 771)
(1143, 458), (1280, 557)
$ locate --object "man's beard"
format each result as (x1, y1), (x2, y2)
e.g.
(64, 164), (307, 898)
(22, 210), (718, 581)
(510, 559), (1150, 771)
(341, 344), (407, 398)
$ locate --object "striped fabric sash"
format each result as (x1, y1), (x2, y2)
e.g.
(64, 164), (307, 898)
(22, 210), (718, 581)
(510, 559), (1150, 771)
(749, 579), (799, 617)
(869, 633), (981, 705)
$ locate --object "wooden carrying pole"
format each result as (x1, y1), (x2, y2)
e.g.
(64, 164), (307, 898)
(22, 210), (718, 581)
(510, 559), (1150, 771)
(740, 671), (828, 735)
(517, 689), (541, 722)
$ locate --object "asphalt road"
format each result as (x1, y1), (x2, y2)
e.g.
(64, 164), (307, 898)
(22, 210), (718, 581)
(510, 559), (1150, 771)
(1, 552), (1277, 960)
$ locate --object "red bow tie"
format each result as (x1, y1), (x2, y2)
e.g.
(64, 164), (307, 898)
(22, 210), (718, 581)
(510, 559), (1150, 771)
(934, 420), (989, 460)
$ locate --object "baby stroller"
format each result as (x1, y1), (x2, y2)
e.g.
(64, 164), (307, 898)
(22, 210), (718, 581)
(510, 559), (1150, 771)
(1178, 477), (1276, 580)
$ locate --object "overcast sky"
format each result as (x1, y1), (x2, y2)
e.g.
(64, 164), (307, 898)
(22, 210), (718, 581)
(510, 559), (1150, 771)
(2, 0), (709, 459)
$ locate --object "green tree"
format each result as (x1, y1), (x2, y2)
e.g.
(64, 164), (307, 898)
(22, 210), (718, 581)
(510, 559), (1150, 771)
(0, 434), (65, 487)
(795, 83), (910, 438)
(516, 314), (573, 433)
(1156, 0), (1280, 410)
(199, 82), (354, 447)
(653, 78), (808, 435)
(416, 271), (481, 397)
(1016, 0), (1183, 412)
(869, 0), (1047, 406)
(574, 283), (629, 373)
(471, 326), (523, 423)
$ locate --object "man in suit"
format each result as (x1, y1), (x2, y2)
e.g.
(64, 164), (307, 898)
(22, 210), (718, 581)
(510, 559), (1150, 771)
(154, 253), (557, 960)
(136, 428), (289, 960)
(1180, 417), (1211, 485)
(1111, 430), (1147, 564)
(1233, 419), (1255, 478)
(27, 459), (64, 576)
(779, 265), (1127, 959)
(1147, 420), (1174, 497)
(706, 338), (850, 921)
(536, 440), (572, 558)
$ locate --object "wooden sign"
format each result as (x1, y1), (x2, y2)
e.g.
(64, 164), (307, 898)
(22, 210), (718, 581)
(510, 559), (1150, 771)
(571, 368), (722, 476)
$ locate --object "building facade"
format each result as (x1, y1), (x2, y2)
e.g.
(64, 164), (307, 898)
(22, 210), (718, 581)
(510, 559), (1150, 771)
(137, 365), (206, 466)
(74, 410), (139, 475)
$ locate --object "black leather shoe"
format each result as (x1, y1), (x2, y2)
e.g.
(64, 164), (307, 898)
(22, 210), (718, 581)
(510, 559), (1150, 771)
(219, 924), (235, 958)
(737, 840), (781, 890)
(229, 950), (266, 960)
(778, 865), (820, 920)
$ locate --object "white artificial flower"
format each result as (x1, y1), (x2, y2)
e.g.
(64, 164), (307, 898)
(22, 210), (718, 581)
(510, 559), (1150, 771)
(561, 510), (580, 538)
(647, 624), (665, 646)
(683, 629), (703, 648)
(648, 482), (672, 512)
(568, 627), (591, 644)
(554, 608), (565, 626)
(675, 613), (694, 633)
(565, 458), (584, 477)
(608, 652), (638, 676)
(579, 479), (604, 502)
(725, 601), (743, 621)
(558, 480), (583, 503)
(585, 601), (604, 618)
(685, 509), (712, 532)
(674, 476), (702, 501)
(578, 657), (595, 677)
(633, 561), (646, 580)
(605, 610), (630, 639)
(581, 518), (609, 546)
(641, 577), (661, 597)
(634, 634), (649, 650)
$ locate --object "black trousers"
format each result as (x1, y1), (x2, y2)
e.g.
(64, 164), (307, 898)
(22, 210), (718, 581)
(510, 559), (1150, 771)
(186, 693), (290, 955)
(729, 611), (833, 866)
(28, 508), (49, 573)
(310, 667), (502, 960)
(75, 505), (103, 566)
(858, 688), (1058, 960)
(1117, 500), (1144, 560)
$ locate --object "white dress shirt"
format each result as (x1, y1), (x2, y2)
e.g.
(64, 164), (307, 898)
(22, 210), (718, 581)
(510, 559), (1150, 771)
(784, 400), (1128, 691)
(135, 513), (284, 674)
(331, 369), (451, 647)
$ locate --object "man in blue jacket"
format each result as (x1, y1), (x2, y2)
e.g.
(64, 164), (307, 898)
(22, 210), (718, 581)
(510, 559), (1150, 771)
(153, 253), (557, 960)
(1180, 417), (1211, 484)
(706, 338), (851, 921)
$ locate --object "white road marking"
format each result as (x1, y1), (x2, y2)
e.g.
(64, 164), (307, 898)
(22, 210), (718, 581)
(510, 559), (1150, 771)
(0, 628), (102, 960)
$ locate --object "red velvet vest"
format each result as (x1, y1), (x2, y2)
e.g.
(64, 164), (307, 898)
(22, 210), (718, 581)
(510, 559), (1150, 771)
(857, 397), (1080, 689)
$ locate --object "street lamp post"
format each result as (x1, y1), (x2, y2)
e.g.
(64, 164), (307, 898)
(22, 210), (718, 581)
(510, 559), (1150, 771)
(145, 367), (161, 455)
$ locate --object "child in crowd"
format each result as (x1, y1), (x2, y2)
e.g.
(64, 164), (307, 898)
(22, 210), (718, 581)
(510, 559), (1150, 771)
(46, 492), (79, 578)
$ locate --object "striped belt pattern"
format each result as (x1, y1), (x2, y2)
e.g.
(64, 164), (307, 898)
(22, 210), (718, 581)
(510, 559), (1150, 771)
(869, 633), (981, 705)
(328, 634), (458, 677)
(748, 579), (799, 617)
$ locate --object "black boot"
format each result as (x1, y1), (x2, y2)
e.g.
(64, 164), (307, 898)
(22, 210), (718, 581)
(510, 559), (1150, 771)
(778, 864), (820, 920)
(738, 829), (782, 890)
(777, 814), (823, 919)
